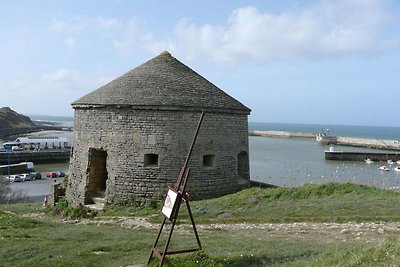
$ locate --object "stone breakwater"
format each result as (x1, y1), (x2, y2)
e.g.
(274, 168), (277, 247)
(334, 136), (400, 151)
(249, 130), (314, 139)
(249, 130), (400, 151)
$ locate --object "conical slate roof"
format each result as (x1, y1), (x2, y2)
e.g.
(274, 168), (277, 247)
(72, 51), (250, 113)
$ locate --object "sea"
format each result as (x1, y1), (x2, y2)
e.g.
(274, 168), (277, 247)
(3, 116), (400, 190)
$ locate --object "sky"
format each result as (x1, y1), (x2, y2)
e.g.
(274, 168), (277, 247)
(1, 0), (400, 127)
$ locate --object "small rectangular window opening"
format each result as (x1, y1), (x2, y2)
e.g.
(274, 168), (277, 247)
(144, 153), (159, 167)
(203, 154), (215, 168)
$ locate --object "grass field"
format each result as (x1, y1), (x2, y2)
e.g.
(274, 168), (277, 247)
(1, 183), (400, 266)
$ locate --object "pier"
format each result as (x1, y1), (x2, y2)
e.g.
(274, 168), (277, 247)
(249, 130), (400, 151)
(325, 150), (400, 161)
(333, 136), (400, 151)
(249, 130), (314, 139)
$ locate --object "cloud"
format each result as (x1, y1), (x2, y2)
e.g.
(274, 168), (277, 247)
(158, 0), (391, 65)
(46, 1), (396, 65)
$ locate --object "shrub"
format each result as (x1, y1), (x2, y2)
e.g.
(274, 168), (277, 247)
(54, 196), (97, 219)
(0, 178), (30, 204)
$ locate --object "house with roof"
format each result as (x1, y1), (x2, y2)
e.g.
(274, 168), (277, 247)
(66, 51), (251, 205)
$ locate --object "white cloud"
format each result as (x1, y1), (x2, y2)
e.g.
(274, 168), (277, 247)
(46, 1), (395, 65)
(155, 0), (391, 65)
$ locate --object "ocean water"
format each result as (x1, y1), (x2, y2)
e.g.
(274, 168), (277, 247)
(4, 116), (400, 189)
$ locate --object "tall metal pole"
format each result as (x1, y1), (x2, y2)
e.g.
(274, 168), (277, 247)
(7, 147), (11, 177)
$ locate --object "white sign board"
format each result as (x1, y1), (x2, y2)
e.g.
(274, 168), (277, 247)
(161, 189), (178, 219)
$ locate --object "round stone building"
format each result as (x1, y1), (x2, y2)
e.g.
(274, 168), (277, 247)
(66, 51), (251, 205)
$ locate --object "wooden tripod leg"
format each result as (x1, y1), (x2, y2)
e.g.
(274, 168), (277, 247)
(185, 200), (202, 249)
(160, 199), (182, 266)
(147, 217), (167, 264)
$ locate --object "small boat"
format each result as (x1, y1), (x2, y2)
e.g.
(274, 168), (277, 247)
(387, 160), (394, 165)
(397, 160), (400, 165)
(379, 166), (390, 171)
(365, 158), (374, 164)
(394, 166), (400, 172)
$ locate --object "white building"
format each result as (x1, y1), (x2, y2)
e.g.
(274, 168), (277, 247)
(2, 136), (71, 150)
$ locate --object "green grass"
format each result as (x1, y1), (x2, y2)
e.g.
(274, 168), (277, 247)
(2, 182), (400, 266)
(0, 208), (154, 266)
(177, 182), (400, 223)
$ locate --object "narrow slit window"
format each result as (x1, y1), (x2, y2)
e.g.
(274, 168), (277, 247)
(203, 154), (215, 168)
(144, 153), (159, 167)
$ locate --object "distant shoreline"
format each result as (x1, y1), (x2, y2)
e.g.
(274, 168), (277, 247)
(0, 120), (73, 139)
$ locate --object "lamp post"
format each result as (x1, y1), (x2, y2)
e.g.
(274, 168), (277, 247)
(6, 145), (11, 177)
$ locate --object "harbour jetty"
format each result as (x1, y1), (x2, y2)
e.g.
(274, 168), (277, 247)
(249, 130), (314, 139)
(249, 130), (400, 151)
(333, 136), (400, 151)
(325, 148), (400, 162)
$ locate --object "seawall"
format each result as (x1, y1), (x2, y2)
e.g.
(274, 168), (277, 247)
(249, 130), (400, 151)
(249, 130), (314, 139)
(325, 150), (400, 161)
(334, 136), (400, 151)
(0, 149), (70, 165)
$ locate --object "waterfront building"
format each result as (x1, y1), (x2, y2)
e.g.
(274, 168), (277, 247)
(2, 136), (70, 150)
(66, 51), (251, 205)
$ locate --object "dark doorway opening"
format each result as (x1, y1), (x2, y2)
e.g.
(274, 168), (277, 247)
(237, 151), (249, 179)
(85, 148), (108, 203)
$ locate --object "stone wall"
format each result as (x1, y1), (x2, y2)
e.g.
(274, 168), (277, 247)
(66, 107), (249, 205)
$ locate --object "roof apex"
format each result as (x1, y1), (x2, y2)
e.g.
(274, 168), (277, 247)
(72, 52), (251, 113)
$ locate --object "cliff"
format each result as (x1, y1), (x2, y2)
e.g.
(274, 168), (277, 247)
(0, 107), (36, 129)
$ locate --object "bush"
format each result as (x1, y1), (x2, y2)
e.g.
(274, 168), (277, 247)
(53, 196), (97, 219)
(0, 178), (30, 204)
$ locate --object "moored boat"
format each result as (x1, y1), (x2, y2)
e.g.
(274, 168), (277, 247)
(379, 166), (390, 171)
(365, 158), (374, 164)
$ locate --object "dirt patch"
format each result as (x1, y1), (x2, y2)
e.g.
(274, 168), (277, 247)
(23, 212), (400, 243)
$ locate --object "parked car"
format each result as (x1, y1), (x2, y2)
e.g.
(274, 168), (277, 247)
(46, 172), (58, 178)
(11, 146), (23, 151)
(19, 173), (31, 181)
(29, 172), (42, 180)
(57, 171), (66, 177)
(7, 175), (22, 182)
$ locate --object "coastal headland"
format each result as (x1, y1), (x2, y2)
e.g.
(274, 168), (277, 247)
(249, 130), (400, 151)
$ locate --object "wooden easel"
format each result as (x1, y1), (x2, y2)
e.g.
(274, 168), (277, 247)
(147, 112), (204, 267)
